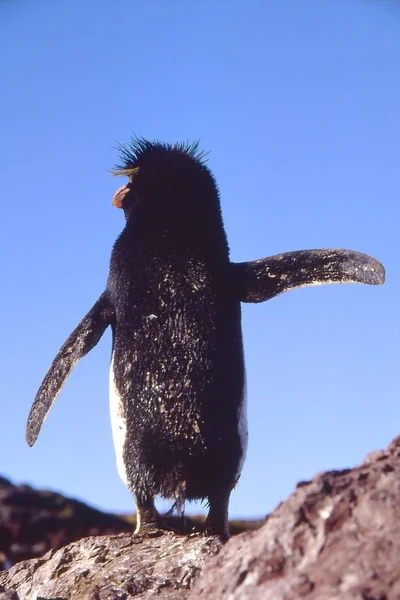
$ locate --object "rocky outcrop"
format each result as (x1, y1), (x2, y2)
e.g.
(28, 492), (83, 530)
(1, 436), (400, 599)
(0, 476), (262, 572)
(0, 476), (131, 569)
(191, 436), (400, 600)
(0, 531), (222, 600)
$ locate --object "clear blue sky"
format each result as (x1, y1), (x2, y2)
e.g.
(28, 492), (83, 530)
(1, 0), (399, 520)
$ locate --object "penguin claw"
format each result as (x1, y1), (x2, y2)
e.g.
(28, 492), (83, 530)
(157, 515), (202, 536)
(132, 529), (165, 539)
(202, 524), (230, 541)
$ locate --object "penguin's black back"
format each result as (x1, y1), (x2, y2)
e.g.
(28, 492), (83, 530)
(107, 140), (245, 504)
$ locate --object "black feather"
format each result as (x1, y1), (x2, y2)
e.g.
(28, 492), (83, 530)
(112, 136), (210, 174)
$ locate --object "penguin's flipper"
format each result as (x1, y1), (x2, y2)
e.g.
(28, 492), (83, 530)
(26, 292), (114, 447)
(234, 249), (385, 303)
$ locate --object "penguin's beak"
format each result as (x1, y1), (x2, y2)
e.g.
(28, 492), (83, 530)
(110, 167), (139, 209)
(112, 184), (131, 208)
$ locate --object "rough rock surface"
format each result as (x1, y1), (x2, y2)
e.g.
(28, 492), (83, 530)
(0, 531), (222, 600)
(0, 476), (131, 569)
(191, 435), (400, 600)
(1, 436), (400, 599)
(0, 475), (262, 572)
(0, 586), (18, 600)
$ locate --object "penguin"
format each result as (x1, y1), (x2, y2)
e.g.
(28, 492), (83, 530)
(26, 137), (385, 538)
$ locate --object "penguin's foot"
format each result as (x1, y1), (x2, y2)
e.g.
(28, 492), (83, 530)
(202, 520), (230, 540)
(133, 528), (165, 539)
(203, 494), (231, 540)
(157, 514), (202, 535)
(134, 495), (160, 535)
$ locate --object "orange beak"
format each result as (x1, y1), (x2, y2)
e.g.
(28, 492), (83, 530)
(110, 167), (139, 208)
(112, 184), (131, 208)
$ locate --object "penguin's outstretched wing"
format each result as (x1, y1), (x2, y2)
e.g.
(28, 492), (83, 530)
(233, 249), (385, 303)
(26, 292), (114, 447)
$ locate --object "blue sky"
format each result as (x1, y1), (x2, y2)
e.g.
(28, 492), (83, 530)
(1, 0), (399, 520)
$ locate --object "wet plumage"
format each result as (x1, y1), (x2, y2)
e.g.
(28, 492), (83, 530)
(26, 137), (385, 536)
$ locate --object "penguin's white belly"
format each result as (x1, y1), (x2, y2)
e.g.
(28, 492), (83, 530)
(109, 356), (128, 485)
(236, 376), (248, 480)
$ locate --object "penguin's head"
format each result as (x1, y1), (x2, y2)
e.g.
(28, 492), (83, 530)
(110, 138), (222, 232)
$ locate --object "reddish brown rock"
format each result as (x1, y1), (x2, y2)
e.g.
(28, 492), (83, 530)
(0, 476), (131, 569)
(0, 475), (261, 573)
(2, 437), (400, 599)
(190, 436), (400, 599)
(0, 531), (222, 600)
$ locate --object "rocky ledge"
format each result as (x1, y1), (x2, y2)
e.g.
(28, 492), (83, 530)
(1, 436), (400, 599)
(0, 476), (132, 569)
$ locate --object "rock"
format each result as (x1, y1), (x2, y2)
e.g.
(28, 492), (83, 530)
(0, 476), (263, 572)
(0, 531), (222, 600)
(2, 436), (400, 599)
(0, 477), (132, 569)
(190, 435), (400, 599)
(0, 585), (19, 600)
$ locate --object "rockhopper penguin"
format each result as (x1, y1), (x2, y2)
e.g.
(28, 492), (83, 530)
(26, 138), (385, 537)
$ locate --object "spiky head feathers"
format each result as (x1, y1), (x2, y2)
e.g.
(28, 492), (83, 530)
(110, 137), (210, 177)
(110, 137), (221, 225)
